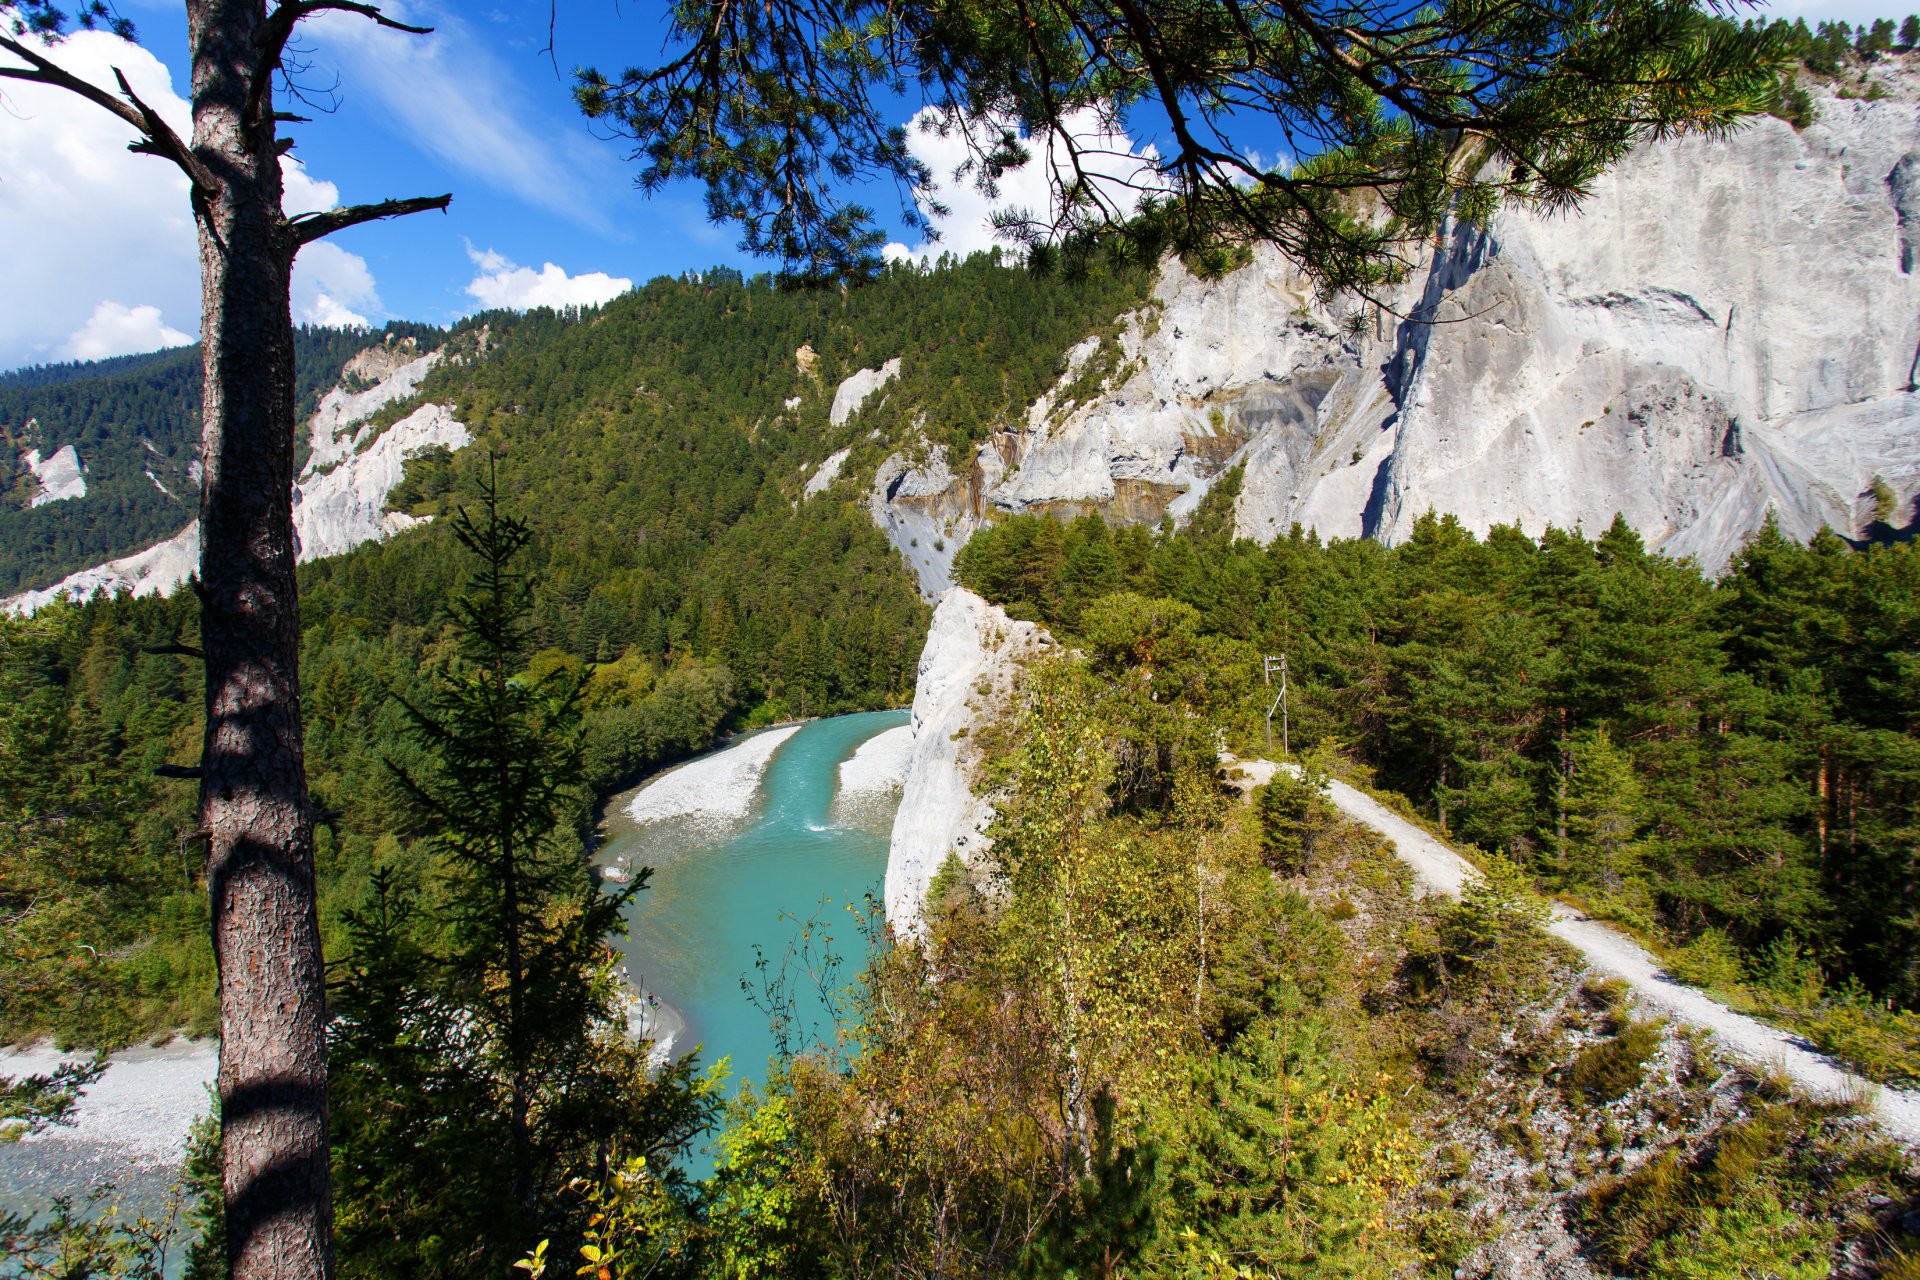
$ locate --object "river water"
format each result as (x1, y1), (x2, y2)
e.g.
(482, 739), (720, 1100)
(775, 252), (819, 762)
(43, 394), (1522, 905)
(0, 709), (908, 1237)
(600, 710), (907, 1100)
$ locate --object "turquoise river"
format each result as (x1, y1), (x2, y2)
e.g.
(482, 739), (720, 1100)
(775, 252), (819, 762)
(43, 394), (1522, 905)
(0, 709), (907, 1231)
(599, 710), (907, 1118)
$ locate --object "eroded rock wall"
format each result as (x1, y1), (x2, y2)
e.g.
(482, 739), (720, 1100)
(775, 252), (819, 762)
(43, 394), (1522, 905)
(886, 588), (1052, 933)
(6, 348), (468, 613)
(870, 83), (1920, 583)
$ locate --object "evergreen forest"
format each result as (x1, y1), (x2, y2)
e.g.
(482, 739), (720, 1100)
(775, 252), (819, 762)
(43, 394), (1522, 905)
(4, 244), (1920, 1277)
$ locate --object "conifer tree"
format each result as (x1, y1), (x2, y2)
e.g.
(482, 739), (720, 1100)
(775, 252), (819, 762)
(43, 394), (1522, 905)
(1, 7), (451, 1272)
(368, 469), (718, 1274)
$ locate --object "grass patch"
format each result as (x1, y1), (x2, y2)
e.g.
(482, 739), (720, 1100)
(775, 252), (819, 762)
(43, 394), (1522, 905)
(1574, 1097), (1907, 1280)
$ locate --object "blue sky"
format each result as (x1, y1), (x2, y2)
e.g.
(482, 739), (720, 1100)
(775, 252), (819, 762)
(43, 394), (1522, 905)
(0, 0), (1901, 371)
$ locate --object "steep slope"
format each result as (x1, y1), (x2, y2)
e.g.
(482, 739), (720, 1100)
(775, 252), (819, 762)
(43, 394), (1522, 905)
(885, 588), (1052, 928)
(5, 353), (470, 613)
(1270, 84), (1920, 567)
(867, 77), (1920, 581)
(0, 325), (445, 595)
(892, 596), (1920, 1142)
(1259, 759), (1920, 1143)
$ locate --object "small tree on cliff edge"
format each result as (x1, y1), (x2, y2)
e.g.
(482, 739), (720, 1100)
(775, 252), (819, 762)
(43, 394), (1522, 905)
(0, 4), (449, 1278)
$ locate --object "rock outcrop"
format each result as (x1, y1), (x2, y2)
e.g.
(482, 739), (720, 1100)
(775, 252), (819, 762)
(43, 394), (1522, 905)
(24, 444), (86, 507)
(803, 447), (851, 499)
(6, 348), (468, 613)
(868, 84), (1920, 584)
(869, 447), (979, 599)
(293, 401), (469, 561)
(886, 589), (1051, 933)
(1250, 92), (1920, 569)
(304, 346), (441, 475)
(830, 357), (902, 427)
(6, 521), (200, 614)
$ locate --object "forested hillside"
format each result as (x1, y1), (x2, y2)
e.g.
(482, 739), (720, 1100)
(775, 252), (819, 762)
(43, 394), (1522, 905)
(953, 500), (1920, 1079)
(10, 241), (1919, 1277)
(0, 253), (1149, 1048)
(0, 324), (445, 594)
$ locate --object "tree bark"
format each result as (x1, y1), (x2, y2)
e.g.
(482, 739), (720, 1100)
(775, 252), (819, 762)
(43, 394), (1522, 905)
(189, 4), (332, 1277)
(4, 9), (447, 1278)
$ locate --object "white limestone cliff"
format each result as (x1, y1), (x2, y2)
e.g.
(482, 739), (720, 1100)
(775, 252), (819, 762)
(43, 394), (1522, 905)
(6, 522), (201, 614)
(7, 349), (468, 613)
(803, 447), (851, 498)
(304, 345), (442, 476)
(1246, 90), (1920, 568)
(293, 402), (469, 561)
(886, 589), (1051, 933)
(869, 447), (977, 599)
(830, 357), (902, 426)
(24, 444), (87, 507)
(868, 84), (1920, 585)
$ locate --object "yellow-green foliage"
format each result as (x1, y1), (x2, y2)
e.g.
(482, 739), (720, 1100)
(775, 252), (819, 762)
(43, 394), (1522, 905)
(1669, 929), (1920, 1087)
(1149, 1014), (1423, 1280)
(705, 1086), (825, 1280)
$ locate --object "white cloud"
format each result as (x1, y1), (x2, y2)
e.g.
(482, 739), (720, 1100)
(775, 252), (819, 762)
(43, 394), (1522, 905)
(282, 156), (341, 218)
(883, 105), (1166, 265)
(295, 241), (381, 328)
(306, 3), (616, 228)
(0, 32), (375, 367)
(463, 246), (631, 311)
(60, 301), (193, 361)
(0, 30), (197, 368)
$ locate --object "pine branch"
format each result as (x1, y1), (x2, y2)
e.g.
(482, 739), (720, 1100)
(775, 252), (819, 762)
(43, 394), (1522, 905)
(0, 34), (215, 192)
(289, 192), (452, 245)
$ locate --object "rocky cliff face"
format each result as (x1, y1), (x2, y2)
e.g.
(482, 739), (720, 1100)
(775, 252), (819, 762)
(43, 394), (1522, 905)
(293, 401), (469, 561)
(23, 444), (88, 507)
(303, 346), (442, 475)
(886, 588), (1052, 932)
(6, 350), (468, 613)
(869, 83), (1920, 582)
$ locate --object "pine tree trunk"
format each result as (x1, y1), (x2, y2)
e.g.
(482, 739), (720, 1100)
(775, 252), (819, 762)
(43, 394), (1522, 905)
(189, 3), (333, 1277)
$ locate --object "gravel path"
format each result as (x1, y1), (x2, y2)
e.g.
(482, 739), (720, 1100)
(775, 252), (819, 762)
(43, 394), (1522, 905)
(1232, 758), (1920, 1144)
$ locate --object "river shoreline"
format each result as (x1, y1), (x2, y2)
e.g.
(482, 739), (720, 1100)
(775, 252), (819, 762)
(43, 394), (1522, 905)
(599, 710), (908, 1102)
(3, 710), (911, 1216)
(0, 1038), (218, 1223)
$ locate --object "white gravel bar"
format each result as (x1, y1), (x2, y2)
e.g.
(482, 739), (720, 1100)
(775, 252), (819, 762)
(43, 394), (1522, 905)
(626, 725), (803, 834)
(1, 1038), (217, 1164)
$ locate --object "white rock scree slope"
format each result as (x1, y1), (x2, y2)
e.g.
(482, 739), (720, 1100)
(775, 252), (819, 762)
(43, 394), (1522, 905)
(23, 444), (87, 507)
(887, 592), (1920, 1144)
(863, 78), (1920, 589)
(5, 344), (470, 614)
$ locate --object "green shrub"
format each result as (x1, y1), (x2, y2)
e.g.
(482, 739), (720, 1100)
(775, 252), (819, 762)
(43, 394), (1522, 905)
(1798, 991), (1920, 1086)
(1561, 1019), (1663, 1106)
(1668, 929), (1746, 993)
(1575, 1098), (1898, 1277)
